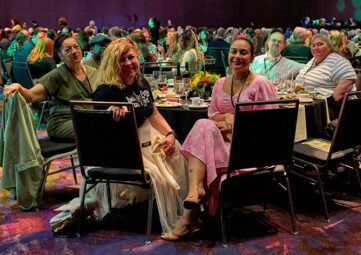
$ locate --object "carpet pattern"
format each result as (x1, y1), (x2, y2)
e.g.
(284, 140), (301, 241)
(1, 94), (361, 254)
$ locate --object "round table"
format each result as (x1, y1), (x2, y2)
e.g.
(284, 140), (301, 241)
(158, 99), (327, 144)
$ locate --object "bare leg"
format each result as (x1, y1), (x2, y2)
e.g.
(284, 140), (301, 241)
(184, 155), (206, 208)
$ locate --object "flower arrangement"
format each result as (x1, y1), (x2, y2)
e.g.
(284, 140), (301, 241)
(191, 71), (220, 97)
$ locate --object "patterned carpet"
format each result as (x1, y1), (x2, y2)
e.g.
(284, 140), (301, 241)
(1, 90), (361, 254)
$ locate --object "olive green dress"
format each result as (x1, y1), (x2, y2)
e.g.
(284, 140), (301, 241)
(38, 64), (98, 141)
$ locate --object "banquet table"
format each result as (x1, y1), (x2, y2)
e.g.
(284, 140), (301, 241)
(158, 99), (327, 144)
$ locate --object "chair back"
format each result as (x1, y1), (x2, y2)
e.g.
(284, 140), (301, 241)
(0, 57), (12, 81)
(207, 47), (229, 75)
(69, 101), (148, 184)
(228, 100), (299, 178)
(284, 56), (309, 64)
(12, 62), (34, 89)
(329, 92), (361, 155)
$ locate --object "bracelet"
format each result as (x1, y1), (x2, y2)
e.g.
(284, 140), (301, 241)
(166, 130), (176, 138)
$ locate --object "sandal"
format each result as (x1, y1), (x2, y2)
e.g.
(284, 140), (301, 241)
(183, 197), (200, 209)
(161, 217), (200, 241)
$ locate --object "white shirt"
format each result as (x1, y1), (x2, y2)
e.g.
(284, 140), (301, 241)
(295, 53), (356, 96)
(250, 53), (305, 81)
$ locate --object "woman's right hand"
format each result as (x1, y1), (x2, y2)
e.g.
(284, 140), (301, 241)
(3, 83), (21, 103)
(107, 106), (128, 121)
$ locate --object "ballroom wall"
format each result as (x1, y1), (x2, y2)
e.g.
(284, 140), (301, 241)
(0, 0), (358, 30)
(1, 0), (306, 30)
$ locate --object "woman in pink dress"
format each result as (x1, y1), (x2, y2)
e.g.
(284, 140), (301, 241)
(162, 37), (278, 241)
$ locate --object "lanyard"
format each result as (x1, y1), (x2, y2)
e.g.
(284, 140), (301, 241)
(64, 64), (92, 96)
(263, 56), (282, 74)
(230, 71), (250, 108)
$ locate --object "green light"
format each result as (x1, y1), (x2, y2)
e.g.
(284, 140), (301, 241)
(337, 0), (345, 12)
(352, 0), (361, 8)
(355, 8), (361, 21)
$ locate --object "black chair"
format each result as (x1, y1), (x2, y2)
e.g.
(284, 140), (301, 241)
(207, 47), (229, 76)
(36, 137), (78, 206)
(12, 61), (34, 89)
(0, 55), (12, 83)
(70, 101), (154, 244)
(284, 56), (309, 64)
(12, 61), (49, 131)
(200, 58), (216, 73)
(291, 91), (361, 222)
(220, 100), (299, 247)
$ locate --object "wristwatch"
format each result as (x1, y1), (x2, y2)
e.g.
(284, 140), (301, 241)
(166, 130), (176, 138)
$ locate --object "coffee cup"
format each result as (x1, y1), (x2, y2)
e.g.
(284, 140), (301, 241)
(191, 97), (201, 105)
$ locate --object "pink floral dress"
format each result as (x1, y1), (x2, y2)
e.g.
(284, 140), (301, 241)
(180, 75), (278, 215)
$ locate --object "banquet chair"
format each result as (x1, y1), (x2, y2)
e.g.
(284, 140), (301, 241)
(201, 58), (216, 73)
(284, 56), (308, 64)
(70, 101), (154, 244)
(207, 47), (229, 76)
(220, 99), (299, 247)
(0, 56), (12, 83)
(11, 61), (49, 131)
(140, 61), (174, 75)
(291, 91), (361, 222)
(12, 62), (34, 89)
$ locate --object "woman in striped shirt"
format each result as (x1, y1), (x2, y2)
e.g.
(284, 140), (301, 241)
(295, 34), (356, 119)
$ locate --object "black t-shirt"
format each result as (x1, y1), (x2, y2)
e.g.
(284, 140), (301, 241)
(92, 77), (154, 127)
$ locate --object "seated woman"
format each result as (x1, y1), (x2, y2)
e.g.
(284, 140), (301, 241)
(55, 38), (187, 233)
(198, 29), (210, 53)
(329, 30), (352, 58)
(27, 38), (56, 79)
(129, 32), (157, 64)
(176, 29), (204, 72)
(3, 34), (98, 142)
(295, 34), (356, 120)
(162, 38), (278, 241)
(158, 31), (179, 60)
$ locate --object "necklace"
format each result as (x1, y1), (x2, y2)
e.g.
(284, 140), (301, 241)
(230, 71), (250, 108)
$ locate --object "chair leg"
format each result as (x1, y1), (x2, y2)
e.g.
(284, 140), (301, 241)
(36, 163), (51, 208)
(106, 181), (112, 211)
(70, 155), (78, 185)
(285, 175), (298, 235)
(219, 190), (228, 248)
(313, 166), (330, 223)
(145, 183), (154, 245)
(353, 158), (361, 194)
(36, 101), (47, 132)
(76, 179), (87, 237)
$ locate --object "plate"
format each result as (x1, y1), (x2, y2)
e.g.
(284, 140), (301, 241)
(299, 97), (313, 103)
(187, 103), (209, 109)
(156, 102), (181, 108)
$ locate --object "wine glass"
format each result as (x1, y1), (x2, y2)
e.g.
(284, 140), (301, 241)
(158, 75), (167, 90)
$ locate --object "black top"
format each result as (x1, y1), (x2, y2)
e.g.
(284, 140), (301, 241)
(28, 56), (56, 79)
(92, 77), (154, 127)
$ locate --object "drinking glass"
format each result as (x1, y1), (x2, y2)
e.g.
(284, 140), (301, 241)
(158, 75), (167, 89)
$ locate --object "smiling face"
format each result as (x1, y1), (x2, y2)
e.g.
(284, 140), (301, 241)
(311, 38), (331, 62)
(59, 38), (82, 64)
(228, 39), (254, 73)
(118, 48), (139, 84)
(267, 32), (285, 57)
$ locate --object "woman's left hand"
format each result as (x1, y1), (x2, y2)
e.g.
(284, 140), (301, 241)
(160, 134), (176, 156)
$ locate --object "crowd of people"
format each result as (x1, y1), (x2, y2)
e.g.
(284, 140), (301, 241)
(0, 14), (359, 240)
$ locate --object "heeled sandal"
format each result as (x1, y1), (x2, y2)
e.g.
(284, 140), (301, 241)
(183, 197), (201, 210)
(161, 218), (200, 241)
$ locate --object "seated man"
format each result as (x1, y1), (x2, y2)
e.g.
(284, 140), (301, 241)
(284, 27), (313, 61)
(83, 34), (111, 69)
(250, 31), (305, 81)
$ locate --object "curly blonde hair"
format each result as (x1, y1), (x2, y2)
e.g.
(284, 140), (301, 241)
(96, 38), (142, 89)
